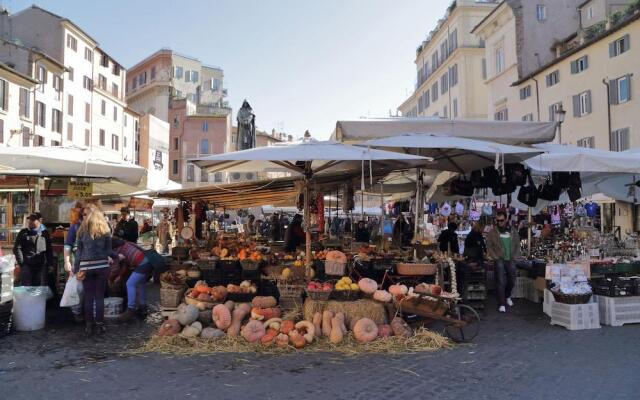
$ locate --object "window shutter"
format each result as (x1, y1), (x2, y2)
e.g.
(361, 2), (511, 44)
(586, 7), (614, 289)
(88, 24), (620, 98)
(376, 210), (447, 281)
(573, 94), (580, 117)
(609, 79), (619, 104)
(609, 41), (616, 57)
(583, 56), (589, 69)
(586, 90), (592, 114)
(609, 130), (616, 151)
(626, 74), (632, 100)
(549, 105), (554, 121)
(19, 89), (25, 115)
(546, 75), (551, 87)
(622, 128), (630, 150)
(570, 61), (577, 74)
(623, 34), (630, 52)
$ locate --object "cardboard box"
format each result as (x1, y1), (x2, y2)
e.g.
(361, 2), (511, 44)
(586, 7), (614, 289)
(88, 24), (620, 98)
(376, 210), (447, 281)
(534, 277), (547, 292)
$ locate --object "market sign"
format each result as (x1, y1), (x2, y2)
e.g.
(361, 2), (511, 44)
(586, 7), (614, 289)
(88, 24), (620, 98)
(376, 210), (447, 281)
(67, 181), (93, 199)
(128, 197), (154, 211)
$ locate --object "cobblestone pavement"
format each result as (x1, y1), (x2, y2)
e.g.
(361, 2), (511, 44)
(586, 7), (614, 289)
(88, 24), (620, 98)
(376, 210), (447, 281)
(1, 289), (639, 400)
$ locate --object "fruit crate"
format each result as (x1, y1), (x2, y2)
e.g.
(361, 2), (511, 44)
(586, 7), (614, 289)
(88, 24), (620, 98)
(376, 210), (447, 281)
(594, 295), (640, 326)
(550, 298), (600, 331)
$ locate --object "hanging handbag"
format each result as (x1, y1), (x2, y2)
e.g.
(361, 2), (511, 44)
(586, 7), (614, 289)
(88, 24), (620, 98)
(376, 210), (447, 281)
(481, 166), (500, 189)
(449, 177), (474, 197)
(492, 173), (517, 196)
(575, 203), (587, 217)
(506, 163), (528, 187)
(482, 202), (493, 216)
(551, 207), (561, 225)
(567, 185), (582, 202)
(552, 172), (571, 189)
(538, 178), (561, 201)
(517, 170), (539, 207)
(440, 202), (452, 217)
(454, 200), (464, 215)
(469, 198), (480, 221)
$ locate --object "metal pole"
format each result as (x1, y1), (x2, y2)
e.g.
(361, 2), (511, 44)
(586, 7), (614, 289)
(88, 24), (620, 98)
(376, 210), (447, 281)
(304, 163), (312, 268)
(527, 207), (532, 256)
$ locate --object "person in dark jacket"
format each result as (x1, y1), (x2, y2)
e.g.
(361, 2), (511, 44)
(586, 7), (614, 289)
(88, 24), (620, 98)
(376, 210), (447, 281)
(464, 222), (486, 261)
(14, 213), (53, 286)
(115, 207), (138, 243)
(392, 214), (408, 248)
(74, 208), (112, 336)
(438, 221), (460, 254)
(354, 221), (370, 243)
(283, 214), (305, 252)
(270, 213), (282, 242)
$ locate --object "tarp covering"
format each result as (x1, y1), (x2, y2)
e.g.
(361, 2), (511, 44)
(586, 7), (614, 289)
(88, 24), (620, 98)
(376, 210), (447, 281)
(332, 118), (557, 145)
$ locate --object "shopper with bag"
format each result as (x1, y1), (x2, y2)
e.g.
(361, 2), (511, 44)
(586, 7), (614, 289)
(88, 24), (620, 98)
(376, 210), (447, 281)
(63, 203), (85, 321)
(464, 222), (486, 262)
(13, 213), (53, 286)
(74, 208), (112, 336)
(486, 211), (521, 313)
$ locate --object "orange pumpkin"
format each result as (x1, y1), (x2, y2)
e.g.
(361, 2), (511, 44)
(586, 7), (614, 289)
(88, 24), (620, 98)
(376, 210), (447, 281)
(238, 249), (248, 260)
(280, 320), (295, 334)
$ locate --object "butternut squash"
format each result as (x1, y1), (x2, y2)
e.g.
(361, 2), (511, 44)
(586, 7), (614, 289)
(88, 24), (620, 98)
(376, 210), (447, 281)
(312, 312), (322, 338)
(228, 307), (249, 337)
(329, 316), (343, 344)
(322, 310), (334, 337)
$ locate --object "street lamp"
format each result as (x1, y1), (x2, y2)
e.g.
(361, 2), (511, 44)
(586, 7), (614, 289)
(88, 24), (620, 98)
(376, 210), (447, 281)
(556, 104), (566, 144)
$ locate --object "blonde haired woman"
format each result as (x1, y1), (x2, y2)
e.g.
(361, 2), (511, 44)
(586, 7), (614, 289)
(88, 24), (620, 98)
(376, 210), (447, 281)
(74, 207), (112, 336)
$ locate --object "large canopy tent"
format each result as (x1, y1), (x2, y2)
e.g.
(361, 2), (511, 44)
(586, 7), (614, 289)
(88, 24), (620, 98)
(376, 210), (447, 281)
(525, 143), (640, 173)
(332, 118), (557, 145)
(188, 136), (431, 264)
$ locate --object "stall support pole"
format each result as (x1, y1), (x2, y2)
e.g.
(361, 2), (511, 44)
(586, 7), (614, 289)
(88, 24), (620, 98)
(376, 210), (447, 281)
(413, 168), (422, 243)
(304, 165), (312, 271)
(527, 207), (532, 256)
(380, 180), (384, 249)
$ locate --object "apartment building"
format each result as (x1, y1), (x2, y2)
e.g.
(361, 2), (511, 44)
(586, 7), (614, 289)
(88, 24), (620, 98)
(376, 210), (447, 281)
(126, 48), (228, 122)
(168, 98), (231, 187)
(0, 38), (65, 146)
(473, 1), (583, 121)
(398, 0), (499, 119)
(0, 61), (37, 146)
(0, 5), (135, 163)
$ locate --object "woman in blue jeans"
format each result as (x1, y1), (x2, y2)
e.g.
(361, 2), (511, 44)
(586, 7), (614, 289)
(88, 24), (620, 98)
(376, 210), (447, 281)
(111, 239), (151, 321)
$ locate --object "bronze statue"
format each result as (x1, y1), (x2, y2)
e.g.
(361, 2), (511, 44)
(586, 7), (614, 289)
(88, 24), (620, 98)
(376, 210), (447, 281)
(236, 100), (256, 150)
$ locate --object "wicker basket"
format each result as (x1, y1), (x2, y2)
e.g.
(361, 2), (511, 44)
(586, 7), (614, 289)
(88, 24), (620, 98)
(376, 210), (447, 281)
(395, 263), (437, 276)
(551, 290), (592, 304)
(183, 288), (220, 308)
(160, 286), (186, 308)
(306, 289), (332, 301)
(277, 281), (305, 298)
(325, 260), (347, 276)
(240, 259), (262, 271)
(330, 290), (361, 301)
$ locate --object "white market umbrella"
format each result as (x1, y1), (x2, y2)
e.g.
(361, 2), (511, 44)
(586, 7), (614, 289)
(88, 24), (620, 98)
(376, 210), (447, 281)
(190, 136), (431, 263)
(362, 133), (543, 173)
(0, 146), (146, 186)
(526, 144), (640, 173)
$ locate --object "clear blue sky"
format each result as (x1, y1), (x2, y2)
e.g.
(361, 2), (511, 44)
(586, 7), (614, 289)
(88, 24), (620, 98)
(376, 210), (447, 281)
(5, 0), (449, 139)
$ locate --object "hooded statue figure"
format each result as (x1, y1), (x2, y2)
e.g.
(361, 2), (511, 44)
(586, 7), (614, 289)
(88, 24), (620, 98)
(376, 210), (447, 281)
(236, 100), (256, 150)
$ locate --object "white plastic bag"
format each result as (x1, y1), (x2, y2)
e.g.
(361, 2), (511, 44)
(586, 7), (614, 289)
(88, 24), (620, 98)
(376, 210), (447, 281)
(60, 276), (80, 307)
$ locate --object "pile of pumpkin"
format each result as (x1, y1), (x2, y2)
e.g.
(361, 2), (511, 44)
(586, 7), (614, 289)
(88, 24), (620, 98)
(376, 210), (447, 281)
(211, 238), (264, 261)
(159, 295), (285, 341)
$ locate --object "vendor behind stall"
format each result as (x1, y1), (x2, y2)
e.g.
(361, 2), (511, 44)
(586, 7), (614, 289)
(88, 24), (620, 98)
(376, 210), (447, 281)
(14, 212), (53, 286)
(354, 221), (370, 243)
(438, 221), (460, 254)
(115, 207), (138, 243)
(284, 214), (305, 252)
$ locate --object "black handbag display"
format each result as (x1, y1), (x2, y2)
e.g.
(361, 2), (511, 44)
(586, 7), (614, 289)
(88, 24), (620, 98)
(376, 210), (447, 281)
(517, 171), (539, 207)
(492, 173), (517, 196)
(471, 167), (500, 189)
(449, 177), (474, 197)
(538, 179), (562, 201)
(567, 185), (582, 202)
(506, 163), (528, 187)
(552, 172), (572, 189)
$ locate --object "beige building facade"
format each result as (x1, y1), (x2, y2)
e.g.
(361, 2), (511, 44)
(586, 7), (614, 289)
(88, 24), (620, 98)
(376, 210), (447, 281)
(398, 0), (499, 119)
(126, 49), (228, 123)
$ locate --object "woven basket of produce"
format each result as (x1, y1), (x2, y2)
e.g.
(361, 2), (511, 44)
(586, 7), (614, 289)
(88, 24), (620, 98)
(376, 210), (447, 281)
(277, 281), (305, 298)
(395, 263), (437, 276)
(160, 272), (186, 290)
(551, 290), (592, 304)
(160, 286), (185, 308)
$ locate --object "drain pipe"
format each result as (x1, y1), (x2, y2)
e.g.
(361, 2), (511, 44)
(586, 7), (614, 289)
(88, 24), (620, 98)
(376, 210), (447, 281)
(532, 77), (541, 121)
(602, 79), (612, 149)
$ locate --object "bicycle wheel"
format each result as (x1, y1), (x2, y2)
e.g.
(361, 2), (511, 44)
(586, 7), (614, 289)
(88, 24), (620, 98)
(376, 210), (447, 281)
(445, 304), (480, 343)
